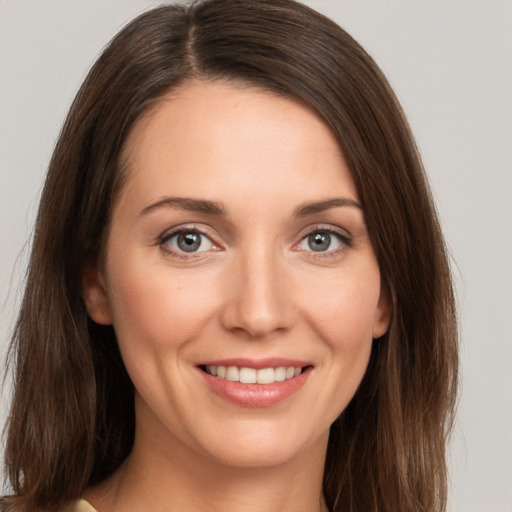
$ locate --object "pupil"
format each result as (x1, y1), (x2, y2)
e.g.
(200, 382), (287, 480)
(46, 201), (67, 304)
(308, 232), (330, 252)
(178, 232), (201, 252)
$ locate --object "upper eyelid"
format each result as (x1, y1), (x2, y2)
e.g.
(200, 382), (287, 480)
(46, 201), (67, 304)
(158, 226), (220, 258)
(157, 223), (353, 250)
(160, 224), (217, 241)
(294, 225), (353, 254)
(297, 223), (352, 240)
(158, 220), (239, 248)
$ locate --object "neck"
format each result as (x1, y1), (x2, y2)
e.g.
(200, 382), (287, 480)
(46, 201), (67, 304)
(85, 398), (329, 512)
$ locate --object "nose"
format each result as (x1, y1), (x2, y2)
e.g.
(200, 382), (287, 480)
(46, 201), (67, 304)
(220, 248), (295, 339)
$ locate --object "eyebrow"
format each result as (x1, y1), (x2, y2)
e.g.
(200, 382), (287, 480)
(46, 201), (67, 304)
(294, 197), (362, 216)
(139, 197), (226, 217)
(139, 195), (362, 219)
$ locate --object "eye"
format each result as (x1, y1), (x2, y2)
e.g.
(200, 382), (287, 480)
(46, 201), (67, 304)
(163, 229), (214, 254)
(297, 229), (349, 253)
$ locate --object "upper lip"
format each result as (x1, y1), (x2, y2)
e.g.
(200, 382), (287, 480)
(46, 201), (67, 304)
(196, 357), (311, 370)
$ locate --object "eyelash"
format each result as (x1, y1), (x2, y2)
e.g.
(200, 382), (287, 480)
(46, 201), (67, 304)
(158, 224), (352, 260)
(295, 225), (352, 258)
(159, 225), (220, 260)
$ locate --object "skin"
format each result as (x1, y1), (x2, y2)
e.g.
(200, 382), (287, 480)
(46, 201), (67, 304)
(82, 80), (390, 512)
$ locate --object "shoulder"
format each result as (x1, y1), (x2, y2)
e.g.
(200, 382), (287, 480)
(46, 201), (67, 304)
(67, 499), (98, 512)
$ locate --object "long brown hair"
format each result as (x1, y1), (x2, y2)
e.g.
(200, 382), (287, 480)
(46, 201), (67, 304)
(2, 1), (458, 511)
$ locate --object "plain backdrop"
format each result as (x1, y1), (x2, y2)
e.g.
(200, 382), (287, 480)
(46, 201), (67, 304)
(0, 1), (511, 510)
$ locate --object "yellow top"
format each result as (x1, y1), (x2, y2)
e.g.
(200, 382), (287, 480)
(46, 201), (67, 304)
(69, 499), (98, 512)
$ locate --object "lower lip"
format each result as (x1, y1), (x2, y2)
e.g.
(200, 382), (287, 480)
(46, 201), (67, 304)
(198, 367), (311, 407)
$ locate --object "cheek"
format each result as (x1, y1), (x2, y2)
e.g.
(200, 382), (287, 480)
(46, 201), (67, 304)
(106, 261), (219, 351)
(303, 270), (382, 350)
(292, 269), (380, 427)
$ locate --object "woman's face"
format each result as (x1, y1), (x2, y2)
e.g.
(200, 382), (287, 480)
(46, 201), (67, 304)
(84, 80), (390, 468)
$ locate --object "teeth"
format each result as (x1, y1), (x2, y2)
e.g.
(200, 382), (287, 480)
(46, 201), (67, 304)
(274, 367), (286, 382)
(256, 367), (275, 384)
(204, 365), (303, 384)
(226, 366), (239, 382)
(239, 367), (257, 383)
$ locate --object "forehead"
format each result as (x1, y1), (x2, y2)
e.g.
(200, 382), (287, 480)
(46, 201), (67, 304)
(118, 80), (359, 213)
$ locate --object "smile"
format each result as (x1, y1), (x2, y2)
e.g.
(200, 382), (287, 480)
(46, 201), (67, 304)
(198, 359), (312, 407)
(203, 365), (303, 384)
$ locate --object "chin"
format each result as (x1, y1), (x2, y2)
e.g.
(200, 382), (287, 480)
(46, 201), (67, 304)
(191, 419), (329, 469)
(207, 442), (311, 469)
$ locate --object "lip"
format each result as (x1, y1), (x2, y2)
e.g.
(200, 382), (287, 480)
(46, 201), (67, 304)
(196, 358), (313, 408)
(197, 357), (310, 369)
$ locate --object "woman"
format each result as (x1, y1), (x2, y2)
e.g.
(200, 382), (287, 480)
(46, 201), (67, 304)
(2, 0), (458, 511)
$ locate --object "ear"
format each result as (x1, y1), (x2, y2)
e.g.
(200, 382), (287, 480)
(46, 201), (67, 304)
(372, 284), (392, 339)
(82, 267), (113, 325)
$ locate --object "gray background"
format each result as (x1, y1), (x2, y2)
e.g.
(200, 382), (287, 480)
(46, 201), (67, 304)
(0, 1), (511, 510)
